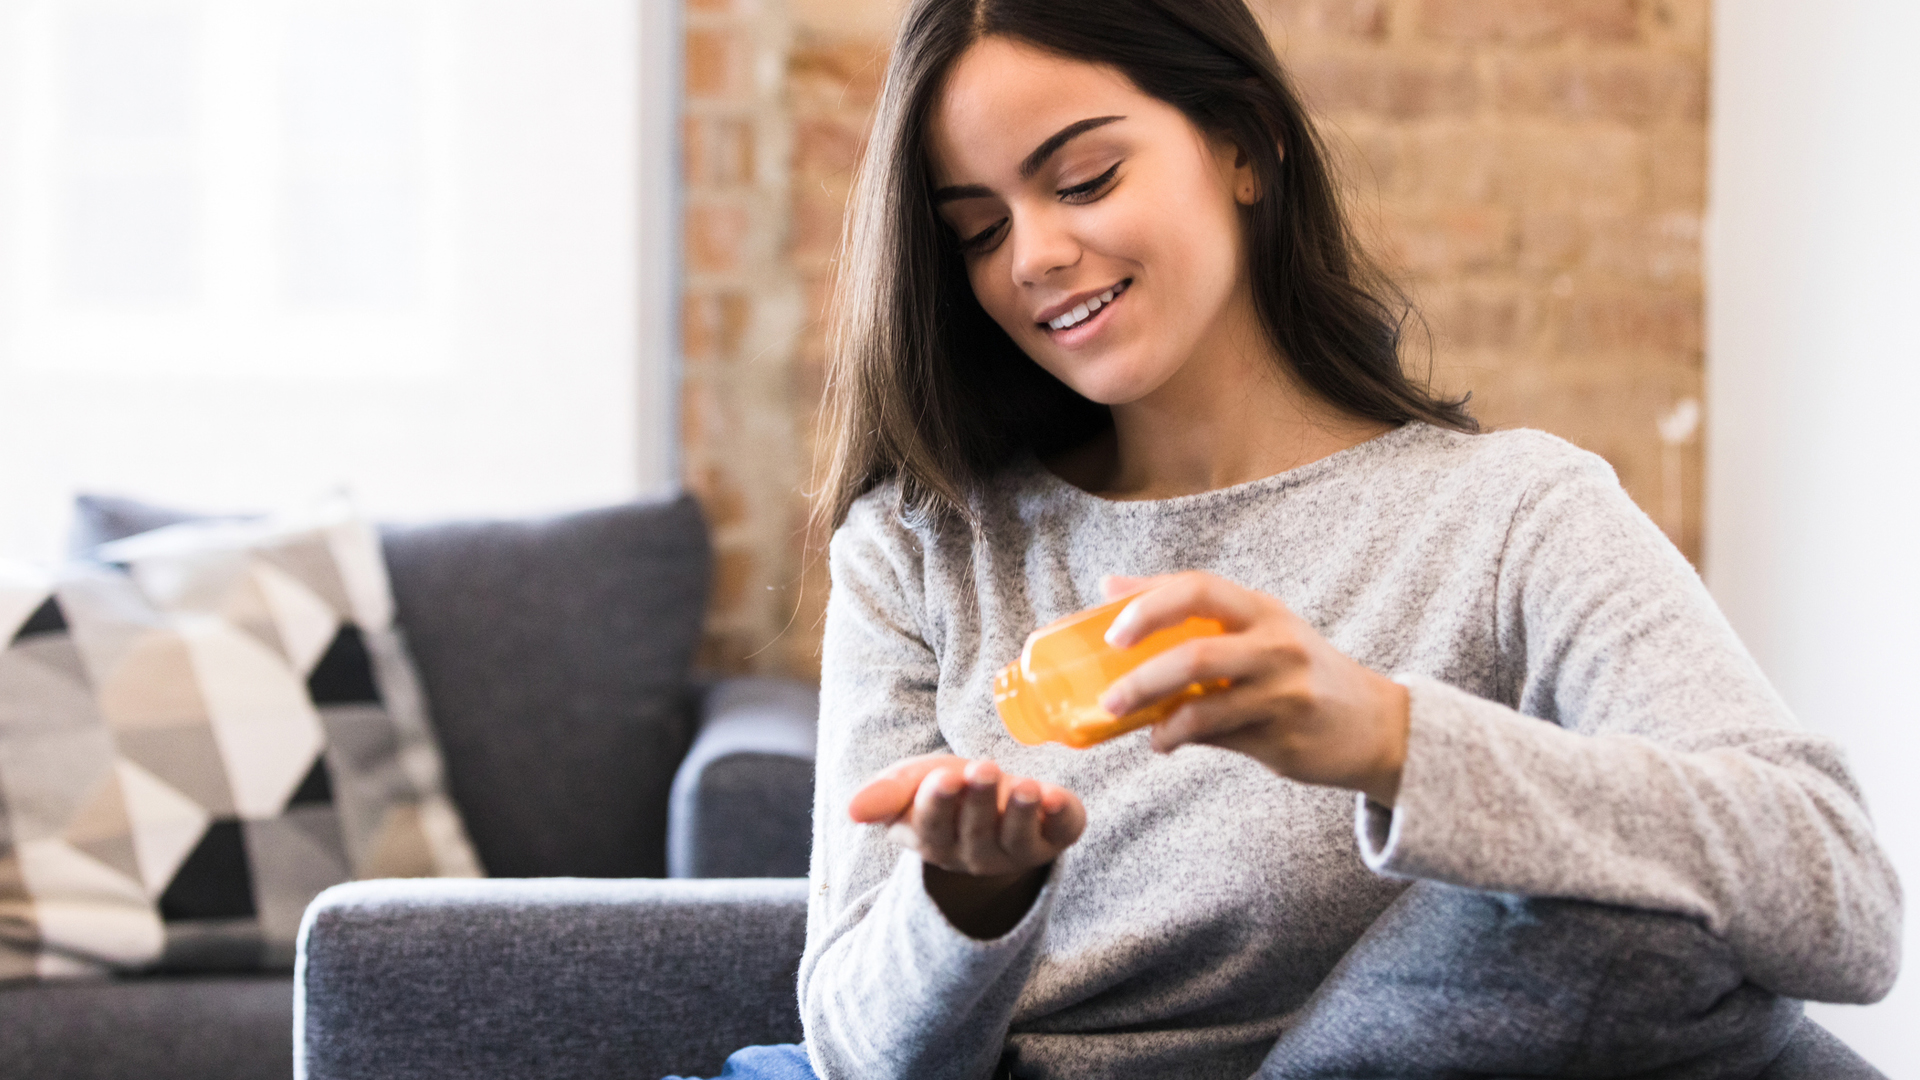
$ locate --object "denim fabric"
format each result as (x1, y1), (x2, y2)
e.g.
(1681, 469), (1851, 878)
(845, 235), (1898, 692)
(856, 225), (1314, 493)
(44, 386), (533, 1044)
(666, 1043), (815, 1080)
(1255, 881), (1806, 1079)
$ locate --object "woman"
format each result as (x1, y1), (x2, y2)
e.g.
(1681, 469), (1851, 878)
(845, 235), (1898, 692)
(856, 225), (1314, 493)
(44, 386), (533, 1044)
(678, 1), (1901, 1077)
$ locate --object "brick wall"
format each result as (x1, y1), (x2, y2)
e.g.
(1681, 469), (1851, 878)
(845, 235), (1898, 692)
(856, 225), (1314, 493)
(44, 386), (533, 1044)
(682, 0), (1710, 681)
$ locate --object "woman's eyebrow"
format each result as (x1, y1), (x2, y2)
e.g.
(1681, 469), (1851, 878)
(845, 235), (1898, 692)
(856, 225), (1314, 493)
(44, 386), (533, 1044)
(1019, 115), (1124, 179)
(931, 115), (1127, 204)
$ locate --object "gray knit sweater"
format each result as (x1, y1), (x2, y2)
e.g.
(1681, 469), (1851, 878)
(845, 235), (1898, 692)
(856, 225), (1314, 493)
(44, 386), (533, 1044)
(800, 423), (1901, 1080)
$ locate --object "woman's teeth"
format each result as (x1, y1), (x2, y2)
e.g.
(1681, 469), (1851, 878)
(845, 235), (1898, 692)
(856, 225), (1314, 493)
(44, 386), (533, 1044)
(1048, 283), (1126, 331)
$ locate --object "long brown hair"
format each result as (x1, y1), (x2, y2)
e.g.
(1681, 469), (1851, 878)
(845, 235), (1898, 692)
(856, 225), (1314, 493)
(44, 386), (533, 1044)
(812, 0), (1475, 535)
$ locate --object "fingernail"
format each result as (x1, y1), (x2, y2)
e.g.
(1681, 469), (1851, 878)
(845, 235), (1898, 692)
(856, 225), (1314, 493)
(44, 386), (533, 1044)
(935, 773), (963, 796)
(1011, 789), (1037, 807)
(1099, 690), (1125, 714)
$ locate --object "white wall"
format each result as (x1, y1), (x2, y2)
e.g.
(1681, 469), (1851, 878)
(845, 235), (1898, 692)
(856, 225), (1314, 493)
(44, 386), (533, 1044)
(1707, 0), (1918, 1070)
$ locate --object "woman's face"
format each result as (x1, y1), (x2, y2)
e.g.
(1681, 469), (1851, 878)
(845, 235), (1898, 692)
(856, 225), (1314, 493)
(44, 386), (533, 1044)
(925, 37), (1259, 407)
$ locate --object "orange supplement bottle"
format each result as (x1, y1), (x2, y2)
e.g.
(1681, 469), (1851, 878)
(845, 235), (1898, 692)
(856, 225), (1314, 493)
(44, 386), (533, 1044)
(994, 594), (1229, 749)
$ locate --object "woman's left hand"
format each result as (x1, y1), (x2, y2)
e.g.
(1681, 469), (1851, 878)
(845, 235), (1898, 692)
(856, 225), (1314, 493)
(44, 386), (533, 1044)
(1096, 571), (1411, 805)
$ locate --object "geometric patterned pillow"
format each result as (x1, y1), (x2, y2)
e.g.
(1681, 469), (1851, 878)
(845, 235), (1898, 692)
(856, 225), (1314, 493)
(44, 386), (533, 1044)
(0, 502), (481, 982)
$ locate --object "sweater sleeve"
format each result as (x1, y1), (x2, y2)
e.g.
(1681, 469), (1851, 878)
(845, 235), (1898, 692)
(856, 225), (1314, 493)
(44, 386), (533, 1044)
(798, 493), (1057, 1080)
(1356, 452), (1903, 1004)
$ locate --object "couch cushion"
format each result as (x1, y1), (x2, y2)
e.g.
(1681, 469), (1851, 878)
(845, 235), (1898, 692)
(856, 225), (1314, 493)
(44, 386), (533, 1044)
(0, 974), (293, 1080)
(377, 498), (710, 877)
(299, 878), (805, 1080)
(76, 494), (714, 878)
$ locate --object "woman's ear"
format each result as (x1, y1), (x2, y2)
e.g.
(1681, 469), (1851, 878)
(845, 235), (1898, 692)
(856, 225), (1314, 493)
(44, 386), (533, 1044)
(1217, 137), (1266, 206)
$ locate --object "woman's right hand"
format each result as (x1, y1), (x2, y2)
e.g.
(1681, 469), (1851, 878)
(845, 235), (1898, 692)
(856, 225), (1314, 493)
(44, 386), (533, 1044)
(850, 754), (1085, 936)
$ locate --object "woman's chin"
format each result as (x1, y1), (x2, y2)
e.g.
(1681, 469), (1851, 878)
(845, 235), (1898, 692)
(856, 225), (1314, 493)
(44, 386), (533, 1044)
(1046, 362), (1175, 409)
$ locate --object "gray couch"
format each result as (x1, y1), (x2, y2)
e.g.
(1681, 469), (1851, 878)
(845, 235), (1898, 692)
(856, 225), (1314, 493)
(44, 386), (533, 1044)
(0, 494), (820, 1080)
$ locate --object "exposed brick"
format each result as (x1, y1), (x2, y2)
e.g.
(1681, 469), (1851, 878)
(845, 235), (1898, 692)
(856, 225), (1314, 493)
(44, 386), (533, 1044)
(684, 115), (756, 187)
(1492, 55), (1707, 124)
(1501, 128), (1645, 211)
(1259, 0), (1390, 43)
(688, 462), (751, 530)
(1418, 0), (1640, 45)
(680, 372), (745, 452)
(1368, 125), (1505, 203)
(790, 36), (889, 112)
(685, 201), (752, 274)
(1321, 121), (1403, 196)
(683, 291), (752, 361)
(794, 337), (828, 408)
(1645, 0), (1711, 51)
(710, 545), (757, 617)
(1551, 289), (1702, 353)
(686, 27), (751, 99)
(695, 627), (763, 676)
(789, 184), (851, 262)
(1423, 286), (1531, 350)
(1583, 211), (1701, 284)
(1517, 211), (1586, 272)
(1291, 53), (1478, 119)
(790, 0), (904, 41)
(1372, 205), (1515, 276)
(680, 376), (713, 449)
(793, 116), (867, 181)
(803, 270), (835, 324)
(792, 271), (834, 406)
(1644, 127), (1708, 209)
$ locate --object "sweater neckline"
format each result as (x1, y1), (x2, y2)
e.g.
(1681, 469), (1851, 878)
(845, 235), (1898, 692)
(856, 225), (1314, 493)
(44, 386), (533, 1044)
(1012, 421), (1427, 514)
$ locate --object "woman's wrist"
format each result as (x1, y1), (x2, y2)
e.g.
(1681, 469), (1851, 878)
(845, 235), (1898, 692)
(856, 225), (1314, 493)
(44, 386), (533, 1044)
(923, 861), (1050, 940)
(1355, 676), (1411, 807)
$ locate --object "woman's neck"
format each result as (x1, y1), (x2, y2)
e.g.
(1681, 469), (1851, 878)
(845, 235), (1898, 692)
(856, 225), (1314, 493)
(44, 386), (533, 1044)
(1045, 314), (1394, 502)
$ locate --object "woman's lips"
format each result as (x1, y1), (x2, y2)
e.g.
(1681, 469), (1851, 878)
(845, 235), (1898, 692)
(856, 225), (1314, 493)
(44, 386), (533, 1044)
(1040, 280), (1129, 346)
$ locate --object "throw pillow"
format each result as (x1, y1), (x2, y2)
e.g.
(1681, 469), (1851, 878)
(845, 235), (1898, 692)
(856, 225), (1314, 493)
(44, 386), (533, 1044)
(0, 503), (480, 981)
(77, 492), (717, 879)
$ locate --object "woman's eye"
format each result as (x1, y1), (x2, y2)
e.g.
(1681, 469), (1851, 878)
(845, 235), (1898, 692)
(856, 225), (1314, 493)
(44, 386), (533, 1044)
(1058, 161), (1121, 203)
(961, 218), (1008, 253)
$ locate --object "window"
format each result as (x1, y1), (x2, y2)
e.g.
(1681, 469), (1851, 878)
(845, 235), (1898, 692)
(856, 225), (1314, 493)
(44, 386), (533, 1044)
(0, 0), (679, 560)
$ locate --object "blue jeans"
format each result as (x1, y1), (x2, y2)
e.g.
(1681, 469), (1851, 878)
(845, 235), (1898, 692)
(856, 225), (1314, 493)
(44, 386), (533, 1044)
(665, 1043), (814, 1080)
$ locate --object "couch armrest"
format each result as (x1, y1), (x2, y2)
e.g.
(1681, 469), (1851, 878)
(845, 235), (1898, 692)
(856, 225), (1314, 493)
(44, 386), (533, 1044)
(295, 877), (808, 1080)
(668, 676), (818, 879)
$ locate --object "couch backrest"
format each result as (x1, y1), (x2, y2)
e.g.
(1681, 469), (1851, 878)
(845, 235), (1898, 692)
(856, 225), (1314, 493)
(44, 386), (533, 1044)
(73, 493), (713, 878)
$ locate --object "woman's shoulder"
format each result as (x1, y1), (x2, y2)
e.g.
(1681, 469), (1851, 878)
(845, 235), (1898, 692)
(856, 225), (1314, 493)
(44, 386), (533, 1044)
(832, 473), (961, 575)
(1397, 423), (1622, 502)
(836, 474), (916, 551)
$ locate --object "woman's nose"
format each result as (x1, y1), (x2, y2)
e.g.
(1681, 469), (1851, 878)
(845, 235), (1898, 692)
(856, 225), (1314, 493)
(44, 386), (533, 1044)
(1008, 210), (1081, 286)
